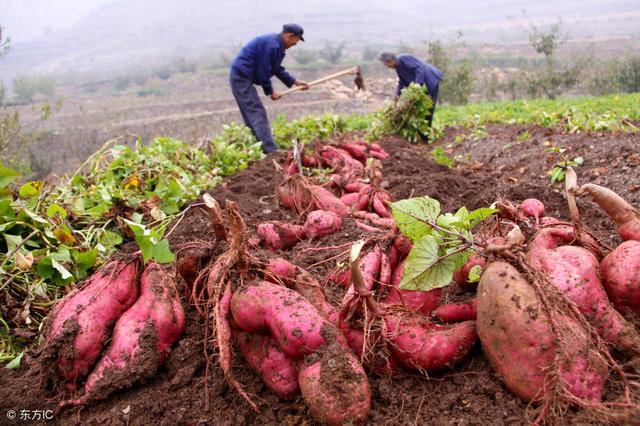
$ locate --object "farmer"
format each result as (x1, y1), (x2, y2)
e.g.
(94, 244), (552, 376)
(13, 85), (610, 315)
(230, 24), (309, 153)
(378, 52), (443, 140)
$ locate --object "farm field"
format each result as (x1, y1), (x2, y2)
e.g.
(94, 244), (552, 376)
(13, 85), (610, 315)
(1, 90), (640, 424)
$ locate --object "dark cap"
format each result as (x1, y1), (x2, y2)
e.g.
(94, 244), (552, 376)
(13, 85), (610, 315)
(282, 23), (304, 41)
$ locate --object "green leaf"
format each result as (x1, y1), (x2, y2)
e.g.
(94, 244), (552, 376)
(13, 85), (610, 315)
(468, 207), (499, 228)
(0, 165), (20, 189)
(46, 203), (67, 219)
(18, 181), (44, 198)
(36, 257), (54, 280)
(468, 265), (483, 283)
(152, 239), (174, 263)
(4, 352), (24, 369)
(99, 230), (123, 249)
(399, 235), (457, 291)
(391, 197), (441, 241)
(73, 248), (98, 277)
(51, 258), (73, 280)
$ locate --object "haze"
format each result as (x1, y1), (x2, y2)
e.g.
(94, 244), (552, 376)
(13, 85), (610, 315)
(1, 0), (640, 81)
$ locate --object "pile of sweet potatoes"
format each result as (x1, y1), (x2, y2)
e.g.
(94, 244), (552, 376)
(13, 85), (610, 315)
(41, 258), (185, 405)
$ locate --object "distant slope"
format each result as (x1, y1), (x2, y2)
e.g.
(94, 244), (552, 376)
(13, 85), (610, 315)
(1, 0), (639, 80)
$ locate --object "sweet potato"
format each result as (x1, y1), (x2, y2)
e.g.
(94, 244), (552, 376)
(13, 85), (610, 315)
(383, 260), (441, 316)
(231, 281), (334, 359)
(234, 331), (300, 399)
(298, 342), (371, 426)
(372, 192), (391, 218)
(573, 183), (640, 241)
(304, 210), (342, 239)
(277, 176), (313, 214)
(328, 266), (351, 287)
(600, 240), (640, 315)
(433, 299), (477, 323)
(527, 227), (640, 354)
(453, 253), (486, 291)
(176, 244), (213, 298)
(309, 185), (349, 217)
(342, 142), (368, 164)
(477, 262), (607, 402)
(519, 198), (545, 219)
(340, 192), (359, 208)
(356, 184), (372, 211)
(344, 181), (368, 193)
(43, 259), (140, 391)
(67, 262), (185, 404)
(386, 313), (476, 372)
(342, 245), (382, 304)
(257, 221), (306, 251)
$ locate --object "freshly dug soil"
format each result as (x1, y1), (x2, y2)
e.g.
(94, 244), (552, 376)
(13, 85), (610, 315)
(1, 124), (639, 425)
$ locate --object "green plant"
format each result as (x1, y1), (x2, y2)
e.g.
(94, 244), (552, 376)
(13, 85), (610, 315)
(361, 46), (379, 62)
(368, 83), (434, 143)
(426, 34), (475, 105)
(516, 130), (532, 142)
(12, 75), (56, 104)
(616, 55), (640, 93)
(136, 85), (166, 97)
(390, 196), (497, 290)
(154, 65), (173, 80)
(430, 146), (454, 168)
(546, 145), (584, 183)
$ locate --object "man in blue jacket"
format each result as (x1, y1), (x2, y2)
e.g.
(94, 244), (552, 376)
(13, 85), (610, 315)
(230, 24), (309, 153)
(379, 52), (443, 140)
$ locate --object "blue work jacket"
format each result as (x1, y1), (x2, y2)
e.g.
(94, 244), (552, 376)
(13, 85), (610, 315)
(395, 54), (443, 98)
(231, 33), (296, 96)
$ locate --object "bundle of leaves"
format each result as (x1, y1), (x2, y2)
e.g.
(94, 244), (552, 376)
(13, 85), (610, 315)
(369, 83), (434, 143)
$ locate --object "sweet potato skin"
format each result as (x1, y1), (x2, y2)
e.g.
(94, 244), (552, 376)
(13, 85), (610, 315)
(601, 240), (640, 315)
(230, 281), (331, 359)
(43, 260), (140, 390)
(234, 331), (300, 399)
(257, 221), (306, 251)
(304, 210), (342, 239)
(67, 262), (185, 404)
(433, 299), (477, 323)
(477, 261), (607, 402)
(383, 260), (441, 315)
(527, 228), (640, 354)
(298, 342), (371, 426)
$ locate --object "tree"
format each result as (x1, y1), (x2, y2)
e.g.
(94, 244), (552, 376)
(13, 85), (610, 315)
(320, 42), (346, 65)
(0, 25), (9, 58)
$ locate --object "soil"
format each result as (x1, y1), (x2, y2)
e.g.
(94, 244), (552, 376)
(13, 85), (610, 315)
(1, 124), (639, 425)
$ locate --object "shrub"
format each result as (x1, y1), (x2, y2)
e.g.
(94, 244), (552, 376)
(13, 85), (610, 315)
(616, 55), (640, 93)
(12, 75), (56, 104)
(319, 42), (346, 65)
(292, 50), (315, 66)
(154, 65), (173, 80)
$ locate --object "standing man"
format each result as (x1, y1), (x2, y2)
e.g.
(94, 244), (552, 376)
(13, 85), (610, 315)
(378, 52), (443, 140)
(230, 24), (309, 153)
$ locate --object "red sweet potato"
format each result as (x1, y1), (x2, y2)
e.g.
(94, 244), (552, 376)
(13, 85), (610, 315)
(477, 261), (607, 402)
(573, 183), (640, 241)
(231, 281), (333, 359)
(344, 180), (368, 193)
(527, 227), (640, 354)
(328, 266), (351, 287)
(304, 210), (342, 239)
(342, 245), (382, 304)
(600, 240), (640, 315)
(372, 192), (391, 218)
(519, 198), (545, 219)
(43, 259), (140, 391)
(386, 313), (476, 372)
(342, 142), (368, 164)
(433, 299), (477, 323)
(383, 260), (441, 316)
(67, 262), (185, 404)
(234, 331), (300, 399)
(298, 342), (371, 426)
(309, 185), (349, 217)
(340, 192), (359, 208)
(257, 221), (306, 251)
(176, 244), (213, 299)
(453, 253), (486, 291)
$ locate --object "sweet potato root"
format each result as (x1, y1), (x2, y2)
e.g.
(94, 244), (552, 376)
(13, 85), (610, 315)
(433, 299), (477, 323)
(257, 221), (306, 251)
(65, 262), (185, 404)
(42, 259), (140, 391)
(477, 261), (607, 402)
(234, 331), (300, 399)
(298, 342), (371, 426)
(601, 240), (640, 315)
(527, 227), (640, 354)
(383, 260), (441, 316)
(304, 210), (342, 239)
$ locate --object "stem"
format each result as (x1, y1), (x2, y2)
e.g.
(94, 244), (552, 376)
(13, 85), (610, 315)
(0, 230), (38, 270)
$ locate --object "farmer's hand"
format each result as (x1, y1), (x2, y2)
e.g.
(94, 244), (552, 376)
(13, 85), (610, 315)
(294, 80), (309, 90)
(271, 91), (282, 100)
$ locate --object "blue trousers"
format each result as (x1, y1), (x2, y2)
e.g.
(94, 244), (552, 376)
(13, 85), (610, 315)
(229, 73), (278, 153)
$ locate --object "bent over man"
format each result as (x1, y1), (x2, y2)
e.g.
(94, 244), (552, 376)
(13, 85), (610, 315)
(230, 24), (309, 153)
(379, 52), (443, 140)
